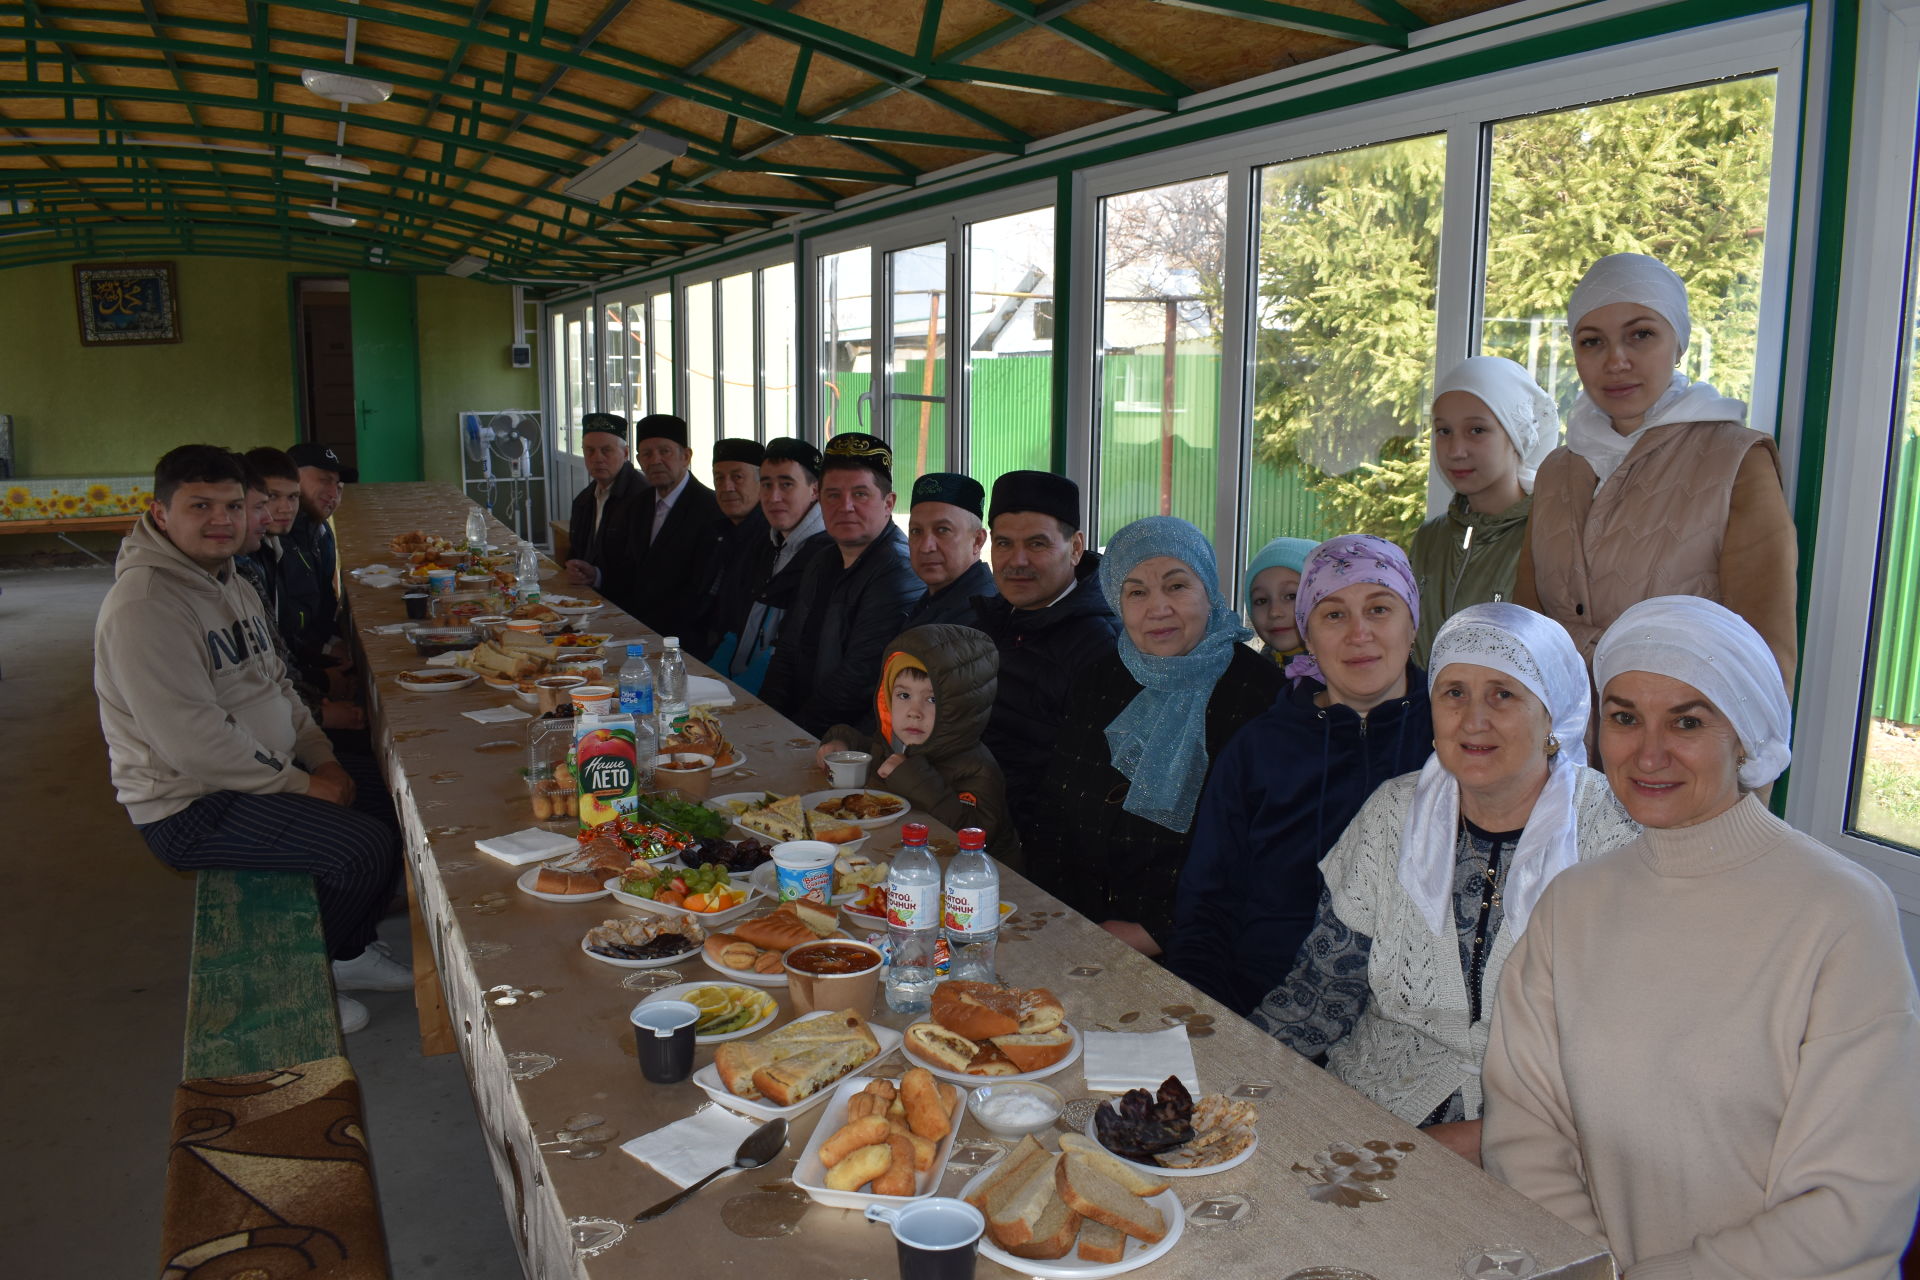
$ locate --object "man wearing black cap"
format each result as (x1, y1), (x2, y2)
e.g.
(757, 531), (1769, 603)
(901, 471), (998, 630)
(564, 413), (647, 611)
(278, 442), (348, 692)
(975, 470), (1120, 841)
(689, 438), (769, 661)
(707, 437), (833, 687)
(616, 413), (723, 640)
(760, 433), (921, 736)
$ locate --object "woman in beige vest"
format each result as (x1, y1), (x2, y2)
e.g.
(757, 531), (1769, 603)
(1514, 253), (1797, 689)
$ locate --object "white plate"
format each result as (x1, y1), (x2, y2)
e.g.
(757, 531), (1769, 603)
(792, 1073), (967, 1210)
(603, 877), (763, 929)
(542, 596), (603, 616)
(397, 669), (478, 692)
(698, 925), (851, 987)
(902, 1022), (1083, 1086)
(1082, 1107), (1260, 1177)
(959, 1157), (1185, 1279)
(577, 933), (701, 969)
(711, 747), (748, 777)
(640, 982), (778, 1043)
(691, 1015), (904, 1121)
(800, 789), (913, 829)
(516, 866), (611, 903)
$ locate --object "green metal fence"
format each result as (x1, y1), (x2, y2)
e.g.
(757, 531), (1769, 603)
(1872, 432), (1920, 726)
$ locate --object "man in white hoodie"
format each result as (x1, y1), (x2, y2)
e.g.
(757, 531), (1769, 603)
(95, 445), (407, 1034)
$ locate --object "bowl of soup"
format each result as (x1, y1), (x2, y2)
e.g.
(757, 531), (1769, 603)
(783, 938), (883, 1015)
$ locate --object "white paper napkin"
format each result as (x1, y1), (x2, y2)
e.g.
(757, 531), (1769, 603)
(462, 704), (531, 724)
(1081, 1026), (1201, 1095)
(474, 828), (579, 866)
(620, 1106), (762, 1188)
(364, 622), (413, 636)
(424, 651), (461, 667)
(686, 675), (736, 708)
(356, 573), (403, 589)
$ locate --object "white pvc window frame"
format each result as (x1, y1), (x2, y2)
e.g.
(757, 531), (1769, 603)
(802, 180), (1056, 463)
(1788, 0), (1920, 910)
(674, 245), (799, 442)
(1067, 9), (1806, 582)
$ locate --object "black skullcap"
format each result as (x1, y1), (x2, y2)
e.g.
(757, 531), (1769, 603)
(763, 436), (823, 480)
(581, 412), (628, 440)
(823, 432), (893, 489)
(633, 414), (689, 447)
(713, 438), (765, 467)
(989, 470), (1081, 530)
(286, 442), (345, 474)
(910, 472), (984, 519)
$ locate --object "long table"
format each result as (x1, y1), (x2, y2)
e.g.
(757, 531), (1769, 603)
(339, 483), (1615, 1280)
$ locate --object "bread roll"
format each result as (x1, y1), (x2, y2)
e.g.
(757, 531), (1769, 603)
(1018, 987), (1066, 1034)
(730, 910), (815, 951)
(900, 1067), (951, 1141)
(932, 981), (1022, 1040)
(819, 1116), (890, 1168)
(906, 1022), (980, 1072)
(874, 1135), (916, 1197)
(825, 1143), (893, 1192)
(991, 1027), (1074, 1074)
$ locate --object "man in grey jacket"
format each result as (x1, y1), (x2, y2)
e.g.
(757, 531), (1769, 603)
(94, 445), (408, 1034)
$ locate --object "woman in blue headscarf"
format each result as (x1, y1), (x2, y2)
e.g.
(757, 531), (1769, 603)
(1025, 517), (1285, 957)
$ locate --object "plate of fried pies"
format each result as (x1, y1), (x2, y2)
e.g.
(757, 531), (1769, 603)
(903, 980), (1081, 1083)
(698, 899), (841, 986)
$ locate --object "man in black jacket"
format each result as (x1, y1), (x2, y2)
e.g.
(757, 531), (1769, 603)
(623, 413), (722, 641)
(278, 442), (347, 693)
(564, 413), (647, 609)
(690, 437), (769, 661)
(901, 471), (998, 630)
(714, 437), (832, 689)
(760, 433), (921, 736)
(974, 471), (1120, 843)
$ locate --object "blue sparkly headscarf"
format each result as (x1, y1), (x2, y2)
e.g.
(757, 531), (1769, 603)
(1098, 517), (1252, 834)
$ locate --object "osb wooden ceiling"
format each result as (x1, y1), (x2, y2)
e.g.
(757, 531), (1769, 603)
(0, 0), (1520, 287)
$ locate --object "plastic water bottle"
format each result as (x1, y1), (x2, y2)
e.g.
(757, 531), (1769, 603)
(619, 642), (654, 719)
(943, 827), (1000, 982)
(884, 823), (942, 1015)
(465, 506), (488, 554)
(655, 636), (688, 735)
(516, 546), (542, 604)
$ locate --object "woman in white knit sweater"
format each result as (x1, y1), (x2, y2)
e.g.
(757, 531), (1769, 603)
(1252, 602), (1638, 1165)
(1483, 596), (1920, 1279)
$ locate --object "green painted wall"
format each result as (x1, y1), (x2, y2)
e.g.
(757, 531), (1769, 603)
(416, 276), (538, 489)
(0, 255), (333, 475)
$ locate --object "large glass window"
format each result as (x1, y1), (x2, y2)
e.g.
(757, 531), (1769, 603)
(1096, 175), (1227, 546)
(820, 246), (872, 435)
(602, 302), (628, 425)
(565, 313), (586, 456)
(616, 301), (648, 423)
(650, 293), (674, 418)
(684, 281), (717, 460)
(968, 208), (1055, 480)
(1483, 77), (1779, 414)
(719, 270), (757, 436)
(888, 241), (948, 493)
(1251, 135), (1444, 547)
(762, 262), (797, 438)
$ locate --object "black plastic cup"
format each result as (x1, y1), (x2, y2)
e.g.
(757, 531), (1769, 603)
(403, 592), (430, 620)
(630, 1000), (699, 1084)
(864, 1198), (984, 1280)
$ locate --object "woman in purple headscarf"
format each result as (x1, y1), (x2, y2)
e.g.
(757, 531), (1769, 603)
(1165, 535), (1436, 1015)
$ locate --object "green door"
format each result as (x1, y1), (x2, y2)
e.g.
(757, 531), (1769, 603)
(349, 270), (423, 482)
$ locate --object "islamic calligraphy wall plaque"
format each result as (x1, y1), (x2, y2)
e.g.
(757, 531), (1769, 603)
(73, 262), (181, 345)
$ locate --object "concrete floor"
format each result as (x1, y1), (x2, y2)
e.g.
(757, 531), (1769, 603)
(0, 566), (523, 1278)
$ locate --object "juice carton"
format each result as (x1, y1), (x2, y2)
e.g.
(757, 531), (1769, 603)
(573, 712), (639, 831)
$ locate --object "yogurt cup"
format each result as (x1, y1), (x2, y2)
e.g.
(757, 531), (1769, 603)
(571, 684), (615, 716)
(425, 567), (458, 596)
(770, 839), (837, 904)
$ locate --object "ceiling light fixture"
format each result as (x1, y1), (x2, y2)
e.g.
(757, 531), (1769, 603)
(301, 67), (393, 106)
(445, 255), (488, 278)
(562, 130), (689, 204)
(307, 207), (357, 227)
(305, 153), (372, 177)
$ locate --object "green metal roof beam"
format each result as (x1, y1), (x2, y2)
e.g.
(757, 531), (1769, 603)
(1344, 0), (1429, 31)
(1145, 0), (1409, 47)
(924, 63), (1171, 109)
(668, 0), (1166, 113)
(957, 0), (1194, 98)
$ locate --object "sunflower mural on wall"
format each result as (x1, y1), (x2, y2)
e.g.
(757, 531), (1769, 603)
(0, 477), (152, 521)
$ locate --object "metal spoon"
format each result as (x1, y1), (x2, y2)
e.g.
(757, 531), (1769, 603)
(633, 1117), (789, 1223)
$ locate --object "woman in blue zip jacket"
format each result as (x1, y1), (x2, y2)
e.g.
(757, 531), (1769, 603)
(1166, 535), (1433, 1015)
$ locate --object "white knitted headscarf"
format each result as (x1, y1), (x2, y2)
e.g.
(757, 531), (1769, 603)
(1432, 356), (1560, 493)
(1593, 595), (1792, 791)
(1563, 253), (1746, 486)
(1398, 602), (1591, 939)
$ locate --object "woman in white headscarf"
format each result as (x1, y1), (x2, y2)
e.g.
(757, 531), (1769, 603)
(1483, 596), (1920, 1279)
(1409, 356), (1559, 667)
(1252, 602), (1638, 1165)
(1514, 253), (1798, 689)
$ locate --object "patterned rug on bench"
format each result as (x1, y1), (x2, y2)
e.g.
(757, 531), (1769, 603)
(161, 1055), (389, 1279)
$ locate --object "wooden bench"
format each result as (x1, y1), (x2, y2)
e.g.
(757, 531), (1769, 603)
(0, 513), (136, 566)
(164, 870), (391, 1277)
